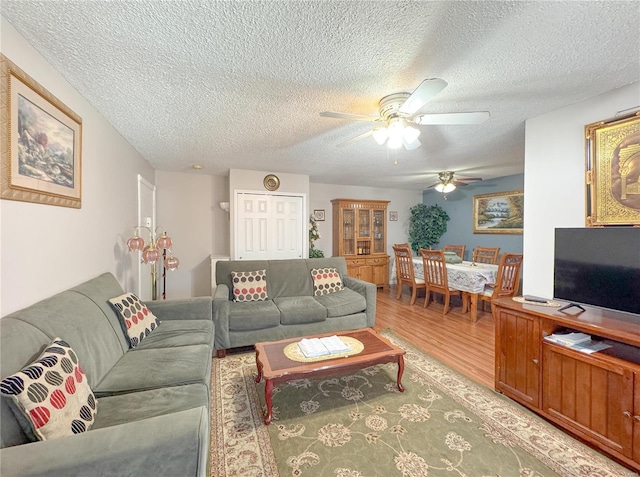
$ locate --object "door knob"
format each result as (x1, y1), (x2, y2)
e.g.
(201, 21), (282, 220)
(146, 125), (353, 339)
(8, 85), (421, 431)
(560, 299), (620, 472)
(623, 410), (632, 418)
(634, 415), (640, 422)
(532, 359), (539, 365)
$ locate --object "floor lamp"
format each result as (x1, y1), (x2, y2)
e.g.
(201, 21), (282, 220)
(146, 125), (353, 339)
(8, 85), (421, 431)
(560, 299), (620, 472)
(127, 226), (180, 300)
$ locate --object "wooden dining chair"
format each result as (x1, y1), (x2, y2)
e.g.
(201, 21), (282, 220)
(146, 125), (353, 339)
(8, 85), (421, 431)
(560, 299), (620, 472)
(478, 253), (523, 312)
(473, 246), (500, 264)
(443, 244), (466, 260)
(393, 244), (426, 305)
(420, 249), (462, 315)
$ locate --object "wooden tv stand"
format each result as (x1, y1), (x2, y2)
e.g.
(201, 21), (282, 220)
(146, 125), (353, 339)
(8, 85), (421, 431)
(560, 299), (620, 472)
(492, 298), (640, 472)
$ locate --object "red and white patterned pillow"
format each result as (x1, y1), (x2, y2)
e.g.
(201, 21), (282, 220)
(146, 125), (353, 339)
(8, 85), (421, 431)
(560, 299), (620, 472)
(0, 338), (97, 441)
(311, 268), (344, 296)
(231, 270), (268, 302)
(108, 292), (160, 348)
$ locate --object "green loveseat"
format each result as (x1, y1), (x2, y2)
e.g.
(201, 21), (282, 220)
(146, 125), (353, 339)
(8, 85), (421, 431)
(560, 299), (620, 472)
(213, 257), (376, 357)
(0, 273), (213, 477)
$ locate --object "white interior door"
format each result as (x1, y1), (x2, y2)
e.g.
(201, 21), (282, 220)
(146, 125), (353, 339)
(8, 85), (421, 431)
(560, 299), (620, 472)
(235, 192), (304, 260)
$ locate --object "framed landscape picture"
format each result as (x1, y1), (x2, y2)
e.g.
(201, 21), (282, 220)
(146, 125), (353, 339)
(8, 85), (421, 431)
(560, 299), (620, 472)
(473, 190), (523, 234)
(585, 111), (640, 226)
(1, 54), (82, 208)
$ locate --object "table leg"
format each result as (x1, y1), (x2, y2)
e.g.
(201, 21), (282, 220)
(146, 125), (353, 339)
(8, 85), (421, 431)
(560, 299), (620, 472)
(396, 355), (405, 392)
(264, 379), (274, 425)
(469, 293), (478, 322)
(255, 351), (263, 383)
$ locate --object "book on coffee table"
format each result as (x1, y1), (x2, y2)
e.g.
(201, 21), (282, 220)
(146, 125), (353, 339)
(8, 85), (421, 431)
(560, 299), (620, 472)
(298, 335), (350, 358)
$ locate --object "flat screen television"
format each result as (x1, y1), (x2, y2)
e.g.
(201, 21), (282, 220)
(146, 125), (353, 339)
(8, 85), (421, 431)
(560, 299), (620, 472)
(554, 227), (640, 315)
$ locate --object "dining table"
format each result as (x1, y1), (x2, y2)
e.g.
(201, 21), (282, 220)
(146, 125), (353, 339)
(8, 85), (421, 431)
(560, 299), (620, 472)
(390, 257), (498, 322)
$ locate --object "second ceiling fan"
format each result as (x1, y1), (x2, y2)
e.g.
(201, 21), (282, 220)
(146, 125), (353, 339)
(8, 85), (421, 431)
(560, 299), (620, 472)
(320, 78), (489, 150)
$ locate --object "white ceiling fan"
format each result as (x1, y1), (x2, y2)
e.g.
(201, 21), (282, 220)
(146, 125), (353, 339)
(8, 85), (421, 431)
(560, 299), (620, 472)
(320, 78), (490, 150)
(427, 171), (483, 194)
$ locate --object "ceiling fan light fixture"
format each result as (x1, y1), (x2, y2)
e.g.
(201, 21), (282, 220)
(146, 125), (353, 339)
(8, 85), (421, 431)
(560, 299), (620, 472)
(435, 182), (456, 193)
(372, 127), (388, 145)
(402, 125), (420, 144)
(387, 135), (403, 149)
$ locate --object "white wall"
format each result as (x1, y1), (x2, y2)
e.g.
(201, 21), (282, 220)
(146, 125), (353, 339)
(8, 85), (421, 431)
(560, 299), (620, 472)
(156, 171), (213, 298)
(309, 183), (423, 257)
(523, 81), (639, 298)
(0, 17), (155, 316)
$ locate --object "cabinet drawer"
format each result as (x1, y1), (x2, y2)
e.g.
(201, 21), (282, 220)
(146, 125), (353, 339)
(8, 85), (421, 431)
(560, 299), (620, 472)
(366, 256), (389, 265)
(347, 258), (367, 266)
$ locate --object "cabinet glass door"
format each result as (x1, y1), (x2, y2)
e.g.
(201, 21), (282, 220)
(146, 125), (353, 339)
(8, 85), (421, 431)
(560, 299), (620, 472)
(373, 210), (385, 254)
(358, 209), (370, 237)
(343, 209), (355, 255)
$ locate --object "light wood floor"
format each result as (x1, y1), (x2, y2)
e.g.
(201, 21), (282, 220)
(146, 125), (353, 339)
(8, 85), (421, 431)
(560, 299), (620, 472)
(374, 285), (495, 389)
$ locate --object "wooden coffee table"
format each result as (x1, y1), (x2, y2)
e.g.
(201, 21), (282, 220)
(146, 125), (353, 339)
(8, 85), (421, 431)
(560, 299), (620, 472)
(254, 328), (405, 425)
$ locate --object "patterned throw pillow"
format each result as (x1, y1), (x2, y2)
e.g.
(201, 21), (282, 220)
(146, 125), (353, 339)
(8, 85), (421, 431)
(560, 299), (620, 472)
(0, 338), (97, 441)
(311, 268), (344, 296)
(108, 292), (160, 348)
(231, 270), (268, 302)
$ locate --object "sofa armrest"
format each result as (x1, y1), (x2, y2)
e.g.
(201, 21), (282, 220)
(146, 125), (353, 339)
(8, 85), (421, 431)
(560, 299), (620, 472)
(0, 407), (209, 477)
(212, 284), (231, 350)
(145, 297), (212, 321)
(343, 276), (377, 327)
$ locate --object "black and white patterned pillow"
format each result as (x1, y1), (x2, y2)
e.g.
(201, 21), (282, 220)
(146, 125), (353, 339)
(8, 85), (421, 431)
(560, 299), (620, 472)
(0, 338), (97, 441)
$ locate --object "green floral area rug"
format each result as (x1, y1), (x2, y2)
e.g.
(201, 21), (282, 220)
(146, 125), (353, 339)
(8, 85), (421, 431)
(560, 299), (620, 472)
(210, 330), (635, 477)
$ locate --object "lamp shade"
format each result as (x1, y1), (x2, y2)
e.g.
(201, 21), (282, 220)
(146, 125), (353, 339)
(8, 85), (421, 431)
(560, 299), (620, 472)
(372, 128), (388, 145)
(435, 183), (456, 193)
(164, 255), (180, 270)
(387, 135), (403, 149)
(127, 236), (145, 252)
(402, 125), (420, 144)
(142, 245), (161, 264)
(157, 233), (172, 250)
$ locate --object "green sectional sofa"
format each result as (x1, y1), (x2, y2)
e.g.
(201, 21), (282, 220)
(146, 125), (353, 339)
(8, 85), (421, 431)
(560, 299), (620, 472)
(213, 257), (376, 357)
(0, 273), (213, 477)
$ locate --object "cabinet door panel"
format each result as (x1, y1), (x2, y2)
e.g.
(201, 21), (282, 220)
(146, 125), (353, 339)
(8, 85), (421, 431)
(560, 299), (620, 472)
(496, 309), (540, 407)
(542, 344), (634, 458)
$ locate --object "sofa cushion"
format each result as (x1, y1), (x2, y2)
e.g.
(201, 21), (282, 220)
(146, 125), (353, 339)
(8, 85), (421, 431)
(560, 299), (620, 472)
(273, 297), (327, 325)
(228, 300), (281, 331)
(314, 287), (367, 318)
(231, 270), (268, 302)
(108, 293), (160, 348)
(92, 383), (209, 430)
(133, 320), (213, 350)
(93, 344), (212, 397)
(0, 338), (97, 441)
(311, 267), (344, 296)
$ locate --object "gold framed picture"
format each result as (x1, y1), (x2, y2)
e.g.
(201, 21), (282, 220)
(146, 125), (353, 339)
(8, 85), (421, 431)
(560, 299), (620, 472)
(473, 190), (523, 234)
(1, 54), (82, 208)
(585, 111), (640, 226)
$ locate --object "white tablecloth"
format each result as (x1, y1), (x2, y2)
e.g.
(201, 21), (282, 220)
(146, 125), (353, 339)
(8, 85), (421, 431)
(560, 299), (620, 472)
(390, 258), (498, 294)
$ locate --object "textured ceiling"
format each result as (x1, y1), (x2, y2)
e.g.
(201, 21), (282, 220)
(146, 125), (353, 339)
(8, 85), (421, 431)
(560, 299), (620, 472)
(2, 1), (639, 190)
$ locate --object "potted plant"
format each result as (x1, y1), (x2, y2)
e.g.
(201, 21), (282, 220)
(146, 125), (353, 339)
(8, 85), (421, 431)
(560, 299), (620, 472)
(309, 215), (325, 258)
(408, 204), (450, 254)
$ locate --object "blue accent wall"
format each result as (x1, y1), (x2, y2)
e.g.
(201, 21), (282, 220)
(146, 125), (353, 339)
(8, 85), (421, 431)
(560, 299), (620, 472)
(422, 174), (524, 261)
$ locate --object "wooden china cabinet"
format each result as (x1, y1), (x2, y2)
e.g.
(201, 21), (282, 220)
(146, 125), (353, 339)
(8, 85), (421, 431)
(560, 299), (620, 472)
(331, 199), (390, 289)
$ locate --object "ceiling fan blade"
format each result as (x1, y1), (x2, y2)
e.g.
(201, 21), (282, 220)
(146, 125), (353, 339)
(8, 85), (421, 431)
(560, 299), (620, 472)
(320, 111), (380, 121)
(402, 137), (421, 151)
(413, 111), (490, 125)
(456, 177), (483, 182)
(336, 129), (374, 147)
(399, 78), (448, 116)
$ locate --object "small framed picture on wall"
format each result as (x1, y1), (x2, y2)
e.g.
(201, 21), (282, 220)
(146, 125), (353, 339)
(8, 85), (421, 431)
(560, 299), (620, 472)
(389, 211), (398, 221)
(313, 209), (325, 221)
